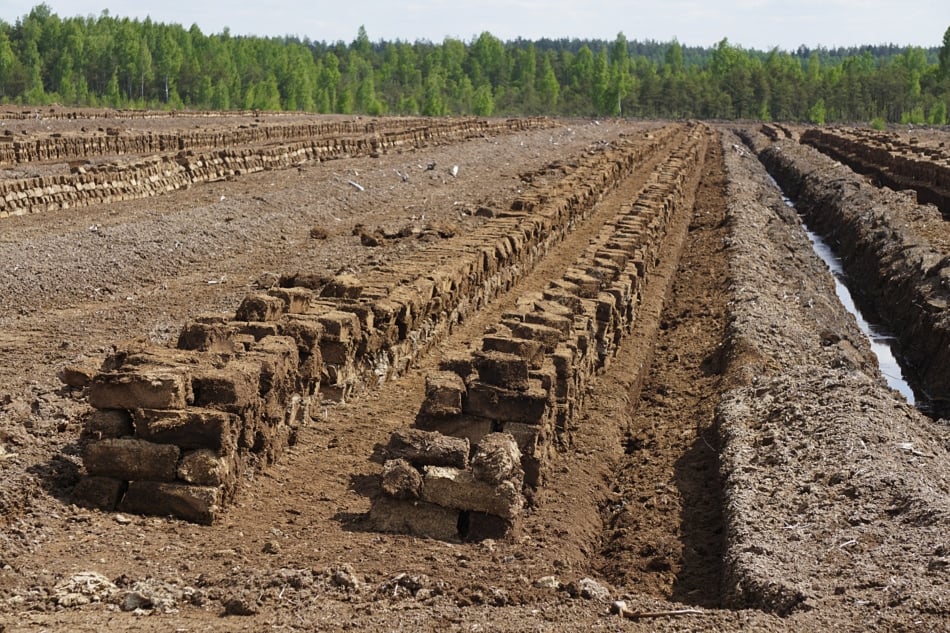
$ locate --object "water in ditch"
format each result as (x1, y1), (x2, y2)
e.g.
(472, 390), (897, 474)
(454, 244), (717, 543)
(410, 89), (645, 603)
(777, 193), (917, 405)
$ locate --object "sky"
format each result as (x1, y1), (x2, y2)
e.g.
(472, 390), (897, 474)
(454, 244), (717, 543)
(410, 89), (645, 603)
(4, 0), (949, 52)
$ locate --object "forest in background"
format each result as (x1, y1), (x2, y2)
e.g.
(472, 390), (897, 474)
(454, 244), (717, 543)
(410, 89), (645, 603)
(1, 4), (949, 125)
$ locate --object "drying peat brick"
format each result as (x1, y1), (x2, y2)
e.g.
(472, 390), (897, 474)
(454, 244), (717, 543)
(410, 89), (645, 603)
(235, 293), (286, 322)
(503, 320), (563, 352)
(380, 458), (423, 499)
(473, 350), (530, 391)
(278, 315), (325, 352)
(523, 311), (573, 337)
(464, 380), (549, 424)
(84, 438), (180, 481)
(422, 371), (466, 416)
(248, 336), (300, 406)
(176, 321), (242, 353)
(542, 287), (584, 314)
(119, 481), (221, 525)
(231, 321), (280, 342)
(471, 433), (523, 486)
(316, 310), (362, 343)
(278, 272), (331, 291)
(88, 368), (191, 410)
(563, 269), (602, 298)
(386, 429), (469, 469)
(369, 496), (460, 542)
(58, 364), (96, 389)
(191, 362), (260, 412)
(266, 287), (312, 314)
(421, 466), (524, 519)
(481, 335), (544, 369)
(502, 430), (545, 488)
(416, 415), (494, 447)
(437, 352), (474, 379)
(595, 247), (629, 269)
(83, 409), (133, 440)
(318, 339), (352, 366)
(320, 273), (363, 299)
(72, 476), (125, 511)
(133, 407), (233, 450)
(530, 359), (556, 394)
(177, 449), (233, 487)
(595, 292), (618, 324)
(371, 297), (403, 337)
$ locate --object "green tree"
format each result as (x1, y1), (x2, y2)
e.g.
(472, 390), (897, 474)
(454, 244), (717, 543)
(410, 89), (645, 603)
(930, 100), (947, 124)
(0, 30), (15, 99)
(211, 78), (230, 109)
(422, 71), (446, 115)
(353, 56), (384, 114)
(0, 5), (947, 122)
(607, 33), (634, 116)
(154, 29), (182, 103)
(472, 83), (494, 115)
(665, 41), (684, 74)
(537, 51), (560, 111)
(808, 97), (826, 124)
(316, 52), (342, 112)
(103, 68), (122, 106)
(592, 47), (610, 114)
(470, 32), (507, 88)
(939, 25), (950, 80)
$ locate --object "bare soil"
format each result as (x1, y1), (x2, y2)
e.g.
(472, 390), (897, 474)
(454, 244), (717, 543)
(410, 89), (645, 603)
(1, 111), (949, 632)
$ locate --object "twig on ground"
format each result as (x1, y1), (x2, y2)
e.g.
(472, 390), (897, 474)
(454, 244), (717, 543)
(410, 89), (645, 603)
(611, 601), (705, 619)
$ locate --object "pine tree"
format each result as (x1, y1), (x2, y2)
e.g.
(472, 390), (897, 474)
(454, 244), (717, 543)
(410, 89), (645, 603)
(939, 25), (950, 80)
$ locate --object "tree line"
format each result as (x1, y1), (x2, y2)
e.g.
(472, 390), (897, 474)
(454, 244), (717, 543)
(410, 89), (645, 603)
(1, 4), (949, 125)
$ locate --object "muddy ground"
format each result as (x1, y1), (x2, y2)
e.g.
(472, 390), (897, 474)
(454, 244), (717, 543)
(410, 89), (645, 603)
(1, 111), (949, 631)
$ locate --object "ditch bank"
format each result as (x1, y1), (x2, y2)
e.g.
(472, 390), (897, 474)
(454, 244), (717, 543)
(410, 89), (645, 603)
(716, 129), (950, 628)
(742, 129), (950, 418)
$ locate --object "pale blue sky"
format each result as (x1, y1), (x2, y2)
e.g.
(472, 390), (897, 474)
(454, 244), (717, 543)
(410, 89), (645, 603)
(4, 0), (948, 51)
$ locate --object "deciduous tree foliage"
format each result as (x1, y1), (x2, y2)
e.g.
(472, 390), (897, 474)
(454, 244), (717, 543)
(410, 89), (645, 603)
(1, 4), (947, 124)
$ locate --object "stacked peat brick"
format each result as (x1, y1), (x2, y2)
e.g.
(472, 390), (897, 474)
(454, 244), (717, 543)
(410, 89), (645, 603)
(369, 123), (707, 541)
(801, 127), (950, 214)
(0, 117), (553, 217)
(74, 287), (323, 524)
(71, 123), (683, 524)
(0, 116), (552, 168)
(287, 126), (680, 402)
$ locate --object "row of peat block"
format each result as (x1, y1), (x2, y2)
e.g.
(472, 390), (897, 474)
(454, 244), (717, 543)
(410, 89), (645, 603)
(0, 107), (298, 122)
(0, 114), (545, 166)
(801, 127), (950, 216)
(369, 122), (707, 541)
(0, 117), (551, 218)
(71, 122), (687, 524)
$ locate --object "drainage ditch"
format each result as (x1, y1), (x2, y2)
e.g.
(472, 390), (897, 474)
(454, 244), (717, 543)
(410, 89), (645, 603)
(775, 186), (923, 411)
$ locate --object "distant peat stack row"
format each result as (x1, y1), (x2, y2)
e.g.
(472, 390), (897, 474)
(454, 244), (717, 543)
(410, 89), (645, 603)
(0, 116), (552, 218)
(800, 127), (950, 216)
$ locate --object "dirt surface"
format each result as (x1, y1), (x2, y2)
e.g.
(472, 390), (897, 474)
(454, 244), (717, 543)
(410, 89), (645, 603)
(1, 112), (950, 631)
